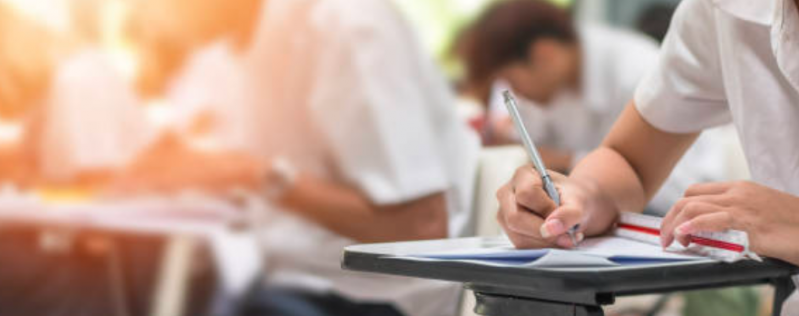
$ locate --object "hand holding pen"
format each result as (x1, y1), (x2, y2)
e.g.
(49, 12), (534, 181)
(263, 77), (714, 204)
(496, 90), (584, 248)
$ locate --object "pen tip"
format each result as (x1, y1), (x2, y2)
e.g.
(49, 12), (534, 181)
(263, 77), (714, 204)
(502, 90), (512, 102)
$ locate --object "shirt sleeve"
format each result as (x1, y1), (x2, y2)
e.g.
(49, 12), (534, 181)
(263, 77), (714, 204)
(634, 0), (732, 134)
(307, 6), (449, 205)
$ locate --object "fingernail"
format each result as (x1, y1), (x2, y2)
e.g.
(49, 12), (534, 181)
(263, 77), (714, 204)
(576, 233), (585, 242)
(676, 223), (691, 235)
(540, 225), (550, 238)
(542, 219), (565, 238)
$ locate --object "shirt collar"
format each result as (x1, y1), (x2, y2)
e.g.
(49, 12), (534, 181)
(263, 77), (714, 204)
(712, 0), (778, 25)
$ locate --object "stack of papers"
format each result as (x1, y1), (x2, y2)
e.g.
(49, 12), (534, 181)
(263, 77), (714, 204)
(407, 237), (711, 268)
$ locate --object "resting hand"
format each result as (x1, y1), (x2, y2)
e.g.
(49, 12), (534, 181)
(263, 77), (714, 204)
(495, 164), (591, 249)
(661, 181), (799, 265)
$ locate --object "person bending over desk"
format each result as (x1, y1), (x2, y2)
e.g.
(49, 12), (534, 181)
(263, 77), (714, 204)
(127, 0), (482, 315)
(495, 0), (799, 313)
(458, 0), (732, 215)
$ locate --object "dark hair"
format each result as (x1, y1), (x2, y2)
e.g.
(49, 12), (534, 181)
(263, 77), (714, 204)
(462, 0), (577, 89)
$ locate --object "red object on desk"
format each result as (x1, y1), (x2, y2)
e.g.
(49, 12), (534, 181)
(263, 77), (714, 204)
(617, 223), (745, 253)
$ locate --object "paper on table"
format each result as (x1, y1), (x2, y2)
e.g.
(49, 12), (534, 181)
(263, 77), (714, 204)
(405, 236), (707, 268)
(576, 236), (695, 259)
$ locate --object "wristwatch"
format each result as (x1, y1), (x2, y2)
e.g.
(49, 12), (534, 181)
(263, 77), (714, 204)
(262, 156), (298, 201)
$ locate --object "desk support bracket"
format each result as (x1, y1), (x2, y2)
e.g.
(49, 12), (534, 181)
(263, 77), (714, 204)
(473, 292), (604, 316)
(772, 276), (797, 316)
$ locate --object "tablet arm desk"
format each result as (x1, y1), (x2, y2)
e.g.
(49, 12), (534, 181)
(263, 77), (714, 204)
(342, 237), (798, 316)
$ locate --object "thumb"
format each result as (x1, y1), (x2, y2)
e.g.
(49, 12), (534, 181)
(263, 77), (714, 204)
(540, 205), (583, 240)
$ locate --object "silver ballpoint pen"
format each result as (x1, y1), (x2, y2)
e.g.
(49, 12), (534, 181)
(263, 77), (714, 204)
(502, 90), (580, 247)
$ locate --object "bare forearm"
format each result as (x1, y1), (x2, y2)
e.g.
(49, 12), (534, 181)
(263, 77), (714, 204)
(569, 104), (699, 236)
(279, 174), (448, 243)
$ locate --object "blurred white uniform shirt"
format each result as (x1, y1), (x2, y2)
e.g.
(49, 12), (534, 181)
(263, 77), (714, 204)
(39, 49), (153, 180)
(167, 41), (258, 153)
(245, 1), (480, 316)
(491, 25), (730, 214)
(633, 0), (799, 311)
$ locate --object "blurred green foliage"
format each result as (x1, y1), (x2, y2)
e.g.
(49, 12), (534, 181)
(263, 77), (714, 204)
(683, 287), (761, 316)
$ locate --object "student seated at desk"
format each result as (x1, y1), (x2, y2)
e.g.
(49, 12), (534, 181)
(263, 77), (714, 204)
(459, 0), (732, 215)
(495, 0), (799, 314)
(0, 0), (157, 192)
(93, 0), (268, 194)
(0, 3), (254, 314)
(238, 0), (481, 316)
(123, 1), (480, 315)
(2, 0), (156, 192)
(0, 5), (165, 315)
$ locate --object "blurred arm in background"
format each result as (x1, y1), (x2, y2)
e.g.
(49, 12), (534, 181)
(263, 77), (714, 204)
(277, 177), (449, 243)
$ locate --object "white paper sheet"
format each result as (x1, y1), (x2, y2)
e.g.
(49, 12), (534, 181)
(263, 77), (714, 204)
(405, 236), (706, 268)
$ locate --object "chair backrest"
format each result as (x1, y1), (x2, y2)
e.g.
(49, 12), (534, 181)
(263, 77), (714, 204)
(471, 146), (528, 237)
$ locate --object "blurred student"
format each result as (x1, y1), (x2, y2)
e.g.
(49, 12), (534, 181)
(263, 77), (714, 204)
(0, 5), (156, 316)
(459, 0), (730, 214)
(110, 0), (265, 194)
(240, 0), (480, 315)
(0, 3), (253, 314)
(32, 0), (155, 189)
(161, 0), (263, 153)
(494, 0), (799, 313)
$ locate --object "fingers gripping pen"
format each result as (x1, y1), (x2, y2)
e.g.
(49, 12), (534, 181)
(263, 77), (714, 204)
(503, 90), (580, 247)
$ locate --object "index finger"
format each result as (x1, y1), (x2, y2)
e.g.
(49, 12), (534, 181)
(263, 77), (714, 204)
(497, 183), (544, 235)
(512, 165), (558, 217)
(684, 182), (732, 197)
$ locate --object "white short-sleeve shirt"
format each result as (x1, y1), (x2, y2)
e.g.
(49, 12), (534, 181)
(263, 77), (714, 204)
(635, 0), (799, 197)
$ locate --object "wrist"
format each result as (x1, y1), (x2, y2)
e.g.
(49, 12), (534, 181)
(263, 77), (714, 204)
(576, 177), (619, 236)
